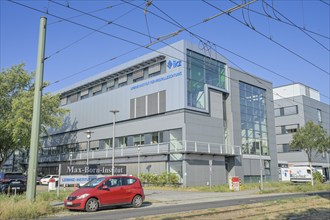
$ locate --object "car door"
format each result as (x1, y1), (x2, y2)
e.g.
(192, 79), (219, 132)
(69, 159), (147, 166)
(98, 178), (125, 206)
(120, 177), (135, 202)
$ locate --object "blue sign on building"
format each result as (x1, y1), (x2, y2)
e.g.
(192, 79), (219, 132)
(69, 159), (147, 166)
(167, 60), (182, 69)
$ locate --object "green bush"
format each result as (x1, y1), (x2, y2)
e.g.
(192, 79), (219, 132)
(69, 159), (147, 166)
(313, 171), (324, 183)
(140, 172), (180, 186)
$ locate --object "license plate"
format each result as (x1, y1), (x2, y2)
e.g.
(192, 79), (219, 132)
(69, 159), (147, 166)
(67, 201), (72, 205)
(11, 187), (20, 190)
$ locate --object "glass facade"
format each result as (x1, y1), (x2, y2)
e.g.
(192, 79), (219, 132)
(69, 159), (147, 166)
(239, 82), (269, 156)
(187, 50), (226, 109)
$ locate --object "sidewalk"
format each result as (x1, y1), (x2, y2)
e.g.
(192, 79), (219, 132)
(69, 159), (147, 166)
(144, 189), (266, 207)
(50, 188), (287, 208)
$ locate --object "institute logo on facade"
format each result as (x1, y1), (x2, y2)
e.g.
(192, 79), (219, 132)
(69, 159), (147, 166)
(167, 60), (182, 69)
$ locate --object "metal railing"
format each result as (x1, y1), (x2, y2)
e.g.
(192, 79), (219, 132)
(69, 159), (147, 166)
(38, 140), (241, 163)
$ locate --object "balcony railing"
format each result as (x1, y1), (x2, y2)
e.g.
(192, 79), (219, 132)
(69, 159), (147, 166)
(38, 140), (241, 163)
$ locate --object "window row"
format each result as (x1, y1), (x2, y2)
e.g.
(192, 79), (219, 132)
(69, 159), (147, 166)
(61, 61), (165, 106)
(276, 144), (300, 153)
(275, 124), (299, 135)
(40, 129), (182, 156)
(274, 105), (298, 117)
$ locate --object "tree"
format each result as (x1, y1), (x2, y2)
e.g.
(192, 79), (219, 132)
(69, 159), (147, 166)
(290, 121), (330, 186)
(0, 64), (69, 169)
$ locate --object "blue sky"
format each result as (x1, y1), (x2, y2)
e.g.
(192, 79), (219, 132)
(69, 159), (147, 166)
(1, 0), (329, 104)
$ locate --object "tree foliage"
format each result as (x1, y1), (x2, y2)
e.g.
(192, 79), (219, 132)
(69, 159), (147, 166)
(290, 121), (330, 163)
(0, 64), (69, 168)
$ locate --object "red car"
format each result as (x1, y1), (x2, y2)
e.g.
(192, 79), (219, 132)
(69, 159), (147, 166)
(64, 176), (145, 212)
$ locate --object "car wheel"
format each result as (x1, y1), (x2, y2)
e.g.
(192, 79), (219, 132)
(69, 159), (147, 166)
(132, 195), (143, 208)
(85, 198), (99, 212)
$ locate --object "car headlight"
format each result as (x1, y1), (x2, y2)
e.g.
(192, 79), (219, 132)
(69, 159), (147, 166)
(77, 194), (90, 199)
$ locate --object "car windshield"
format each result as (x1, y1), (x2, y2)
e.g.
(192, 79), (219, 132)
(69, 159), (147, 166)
(81, 177), (106, 188)
(42, 175), (51, 179)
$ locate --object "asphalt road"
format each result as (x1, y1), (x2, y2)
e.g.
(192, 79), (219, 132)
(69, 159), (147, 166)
(48, 191), (330, 220)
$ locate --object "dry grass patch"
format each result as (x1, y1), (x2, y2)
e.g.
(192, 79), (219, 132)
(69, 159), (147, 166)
(0, 195), (62, 219)
(128, 196), (330, 220)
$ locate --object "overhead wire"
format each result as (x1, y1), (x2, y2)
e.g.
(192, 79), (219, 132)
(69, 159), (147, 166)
(45, 0), (146, 60)
(319, 0), (330, 7)
(44, 23), (109, 60)
(144, 0), (153, 43)
(202, 0), (330, 76)
(120, 0), (329, 109)
(262, 0), (329, 51)
(270, 0), (282, 21)
(233, 0), (329, 40)
(301, 0), (306, 29)
(38, 0), (251, 87)
(149, 0), (330, 101)
(49, 46), (142, 86)
(147, 1), (330, 110)
(52, 0), (330, 101)
(9, 0), (330, 104)
(49, 5), (114, 25)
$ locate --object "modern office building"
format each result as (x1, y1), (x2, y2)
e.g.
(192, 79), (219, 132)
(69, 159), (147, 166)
(274, 83), (330, 179)
(38, 40), (278, 186)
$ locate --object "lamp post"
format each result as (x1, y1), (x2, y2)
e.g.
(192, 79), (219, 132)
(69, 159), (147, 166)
(138, 145), (141, 178)
(110, 110), (119, 176)
(84, 130), (93, 166)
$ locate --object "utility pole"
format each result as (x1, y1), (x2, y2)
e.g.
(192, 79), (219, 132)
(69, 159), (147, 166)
(26, 17), (47, 201)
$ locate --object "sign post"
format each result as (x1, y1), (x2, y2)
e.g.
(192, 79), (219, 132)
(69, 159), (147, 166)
(209, 160), (212, 189)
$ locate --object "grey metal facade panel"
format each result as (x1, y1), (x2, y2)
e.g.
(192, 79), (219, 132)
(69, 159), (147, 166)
(302, 96), (330, 133)
(147, 93), (158, 115)
(210, 90), (223, 119)
(130, 99), (135, 119)
(242, 158), (261, 176)
(126, 161), (166, 176)
(159, 90), (166, 113)
(184, 157), (227, 186)
(277, 151), (328, 164)
(184, 112), (224, 144)
(136, 96), (146, 118)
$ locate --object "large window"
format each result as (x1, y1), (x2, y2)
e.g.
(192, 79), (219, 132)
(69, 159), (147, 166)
(187, 50), (226, 109)
(240, 82), (269, 156)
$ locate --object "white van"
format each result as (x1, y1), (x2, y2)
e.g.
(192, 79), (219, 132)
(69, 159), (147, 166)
(289, 167), (312, 182)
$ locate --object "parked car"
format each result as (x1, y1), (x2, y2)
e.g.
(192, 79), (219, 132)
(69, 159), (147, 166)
(40, 175), (59, 185)
(0, 172), (27, 194)
(64, 176), (145, 212)
(36, 176), (42, 185)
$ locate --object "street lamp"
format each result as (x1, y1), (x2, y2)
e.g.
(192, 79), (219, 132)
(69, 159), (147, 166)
(84, 130), (93, 165)
(137, 145), (141, 178)
(69, 152), (73, 165)
(110, 110), (119, 176)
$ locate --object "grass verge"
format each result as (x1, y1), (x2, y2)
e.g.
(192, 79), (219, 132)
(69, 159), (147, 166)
(0, 190), (73, 220)
(130, 196), (330, 220)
